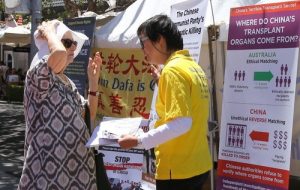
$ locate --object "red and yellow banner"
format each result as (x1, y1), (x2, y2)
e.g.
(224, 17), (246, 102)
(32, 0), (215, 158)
(93, 48), (155, 118)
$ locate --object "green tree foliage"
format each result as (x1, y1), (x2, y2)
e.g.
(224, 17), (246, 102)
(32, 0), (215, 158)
(42, 0), (136, 20)
(0, 1), (4, 11)
(0, 1), (4, 21)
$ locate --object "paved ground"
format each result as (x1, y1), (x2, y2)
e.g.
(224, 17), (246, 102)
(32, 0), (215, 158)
(0, 101), (25, 190)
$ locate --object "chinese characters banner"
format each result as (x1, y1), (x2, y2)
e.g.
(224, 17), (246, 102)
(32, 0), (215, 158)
(93, 48), (155, 118)
(217, 1), (300, 190)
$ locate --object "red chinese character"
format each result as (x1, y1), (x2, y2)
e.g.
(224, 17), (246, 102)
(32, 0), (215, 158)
(123, 54), (140, 75)
(109, 93), (123, 114)
(105, 53), (123, 74)
(130, 97), (149, 118)
(141, 60), (152, 74)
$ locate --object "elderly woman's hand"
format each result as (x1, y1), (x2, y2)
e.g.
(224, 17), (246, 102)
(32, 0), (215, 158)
(37, 20), (60, 40)
(88, 52), (102, 91)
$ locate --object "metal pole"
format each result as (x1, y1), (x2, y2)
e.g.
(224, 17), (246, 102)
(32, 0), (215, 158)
(207, 24), (220, 190)
(208, 25), (219, 125)
(29, 0), (42, 64)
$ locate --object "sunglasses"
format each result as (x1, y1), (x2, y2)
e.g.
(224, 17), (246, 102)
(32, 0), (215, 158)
(61, 39), (78, 48)
(139, 36), (149, 49)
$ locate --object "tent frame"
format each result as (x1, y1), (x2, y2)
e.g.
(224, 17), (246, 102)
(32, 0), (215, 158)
(207, 24), (220, 190)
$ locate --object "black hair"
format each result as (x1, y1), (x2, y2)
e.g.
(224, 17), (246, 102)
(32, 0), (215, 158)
(137, 14), (183, 52)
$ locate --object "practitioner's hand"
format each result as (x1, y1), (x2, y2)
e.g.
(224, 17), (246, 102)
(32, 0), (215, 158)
(118, 135), (139, 149)
(88, 52), (102, 91)
(150, 64), (161, 82)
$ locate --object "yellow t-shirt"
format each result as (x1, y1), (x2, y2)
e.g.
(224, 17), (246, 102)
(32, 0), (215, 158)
(154, 50), (212, 179)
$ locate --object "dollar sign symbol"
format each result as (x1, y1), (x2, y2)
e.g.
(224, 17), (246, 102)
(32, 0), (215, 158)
(278, 141), (282, 149)
(284, 131), (288, 140)
(283, 141), (287, 150)
(274, 130), (278, 139)
(273, 140), (277, 149)
(279, 131), (283, 139)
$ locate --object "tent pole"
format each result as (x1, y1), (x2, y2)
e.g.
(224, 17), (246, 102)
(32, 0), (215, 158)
(29, 0), (42, 64)
(207, 24), (220, 190)
(221, 41), (227, 77)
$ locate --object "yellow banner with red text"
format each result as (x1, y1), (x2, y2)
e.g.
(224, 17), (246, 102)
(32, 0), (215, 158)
(92, 48), (155, 118)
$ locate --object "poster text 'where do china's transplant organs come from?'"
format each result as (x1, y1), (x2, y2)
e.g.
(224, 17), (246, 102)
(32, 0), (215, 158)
(217, 1), (300, 190)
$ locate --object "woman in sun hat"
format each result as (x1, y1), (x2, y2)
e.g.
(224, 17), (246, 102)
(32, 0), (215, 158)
(18, 20), (101, 190)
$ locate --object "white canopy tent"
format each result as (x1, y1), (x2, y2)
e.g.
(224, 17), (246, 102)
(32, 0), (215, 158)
(0, 23), (31, 74)
(94, 0), (293, 47)
(95, 0), (176, 48)
(0, 25), (31, 44)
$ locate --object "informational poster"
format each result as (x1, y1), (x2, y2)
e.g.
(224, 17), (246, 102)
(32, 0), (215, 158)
(64, 17), (96, 96)
(94, 48), (154, 118)
(171, 0), (208, 63)
(99, 145), (144, 190)
(217, 1), (300, 190)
